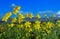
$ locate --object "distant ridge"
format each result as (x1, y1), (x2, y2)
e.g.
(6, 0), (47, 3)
(0, 17), (60, 23)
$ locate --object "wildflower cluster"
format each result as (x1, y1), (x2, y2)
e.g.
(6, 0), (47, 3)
(0, 6), (60, 39)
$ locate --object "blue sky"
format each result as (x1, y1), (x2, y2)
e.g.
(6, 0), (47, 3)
(0, 0), (60, 18)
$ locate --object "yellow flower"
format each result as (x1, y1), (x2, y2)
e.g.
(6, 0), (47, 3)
(57, 20), (60, 23)
(36, 36), (39, 39)
(42, 27), (46, 31)
(2, 17), (8, 22)
(34, 24), (40, 31)
(5, 12), (12, 18)
(46, 22), (54, 28)
(18, 24), (24, 28)
(18, 19), (23, 23)
(22, 36), (25, 39)
(46, 29), (51, 34)
(25, 21), (31, 27)
(57, 23), (60, 27)
(18, 13), (25, 19)
(35, 20), (41, 25)
(13, 6), (21, 14)
(13, 10), (19, 14)
(18, 13), (25, 23)
(15, 6), (21, 10)
(25, 27), (32, 32)
(29, 13), (33, 19)
(34, 20), (41, 31)
(2, 12), (12, 22)
(36, 14), (41, 18)
(29, 28), (32, 32)
(25, 33), (30, 37)
(11, 17), (17, 22)
(10, 23), (14, 27)
(25, 21), (32, 32)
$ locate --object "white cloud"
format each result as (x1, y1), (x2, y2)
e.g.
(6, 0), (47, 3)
(18, 11), (31, 13)
(56, 10), (60, 15)
(38, 10), (54, 13)
(11, 3), (16, 7)
(18, 11), (24, 13)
